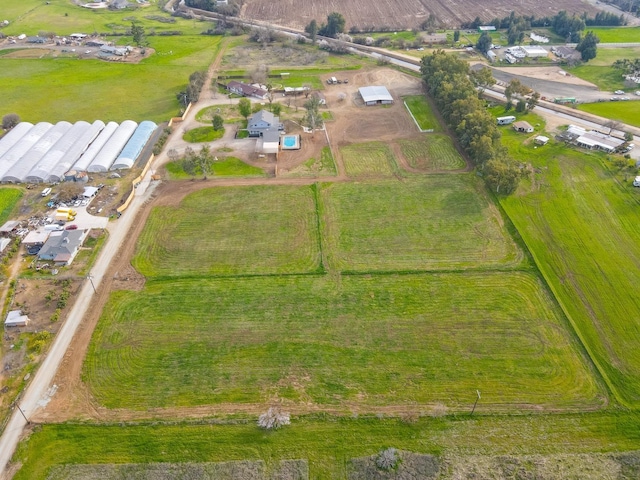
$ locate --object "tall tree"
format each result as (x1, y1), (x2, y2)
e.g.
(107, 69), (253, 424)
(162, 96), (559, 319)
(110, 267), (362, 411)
(304, 96), (324, 133)
(238, 98), (252, 120)
(470, 67), (496, 94)
(319, 12), (346, 38)
(305, 19), (318, 43)
(212, 114), (224, 131)
(130, 22), (147, 47)
(453, 30), (460, 42)
(576, 31), (600, 62)
(476, 32), (492, 54)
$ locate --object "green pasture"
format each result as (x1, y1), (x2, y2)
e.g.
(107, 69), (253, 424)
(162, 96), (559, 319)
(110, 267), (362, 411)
(132, 185), (321, 277)
(584, 26), (640, 43)
(399, 135), (466, 171)
(578, 101), (640, 128)
(0, 35), (222, 123)
(340, 142), (398, 177)
(588, 46), (640, 66)
(279, 146), (337, 178)
(321, 177), (521, 272)
(403, 95), (442, 131)
(569, 65), (627, 91)
(18, 409), (640, 480)
(165, 156), (265, 179)
(0, 188), (23, 224)
(500, 135), (640, 407)
(84, 270), (599, 409)
(1, 0), (204, 36)
(183, 126), (224, 142)
(195, 105), (243, 124)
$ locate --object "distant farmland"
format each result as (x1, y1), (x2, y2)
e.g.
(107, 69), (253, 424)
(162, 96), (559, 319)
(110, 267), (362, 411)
(239, 0), (598, 30)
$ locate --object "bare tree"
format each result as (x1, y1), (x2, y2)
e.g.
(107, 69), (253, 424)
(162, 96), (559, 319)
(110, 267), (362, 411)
(250, 64), (270, 84)
(376, 448), (400, 471)
(167, 148), (179, 162)
(257, 407), (290, 430)
(2, 113), (20, 131)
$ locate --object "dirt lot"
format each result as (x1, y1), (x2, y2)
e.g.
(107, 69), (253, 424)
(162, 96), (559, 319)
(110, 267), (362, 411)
(240, 0), (599, 30)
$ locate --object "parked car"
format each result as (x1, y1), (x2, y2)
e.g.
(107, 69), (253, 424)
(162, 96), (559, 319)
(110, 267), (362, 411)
(614, 90), (625, 95)
(65, 224), (78, 230)
(633, 176), (640, 187)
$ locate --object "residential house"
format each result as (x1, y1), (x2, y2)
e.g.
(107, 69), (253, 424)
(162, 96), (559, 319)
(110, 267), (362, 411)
(227, 81), (268, 100)
(247, 110), (284, 137)
(38, 229), (87, 265)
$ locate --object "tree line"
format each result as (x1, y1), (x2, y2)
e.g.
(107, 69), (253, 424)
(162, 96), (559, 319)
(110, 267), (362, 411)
(420, 51), (521, 194)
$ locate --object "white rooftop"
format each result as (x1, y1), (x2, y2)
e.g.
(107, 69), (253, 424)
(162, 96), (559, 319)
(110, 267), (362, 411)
(359, 86), (393, 103)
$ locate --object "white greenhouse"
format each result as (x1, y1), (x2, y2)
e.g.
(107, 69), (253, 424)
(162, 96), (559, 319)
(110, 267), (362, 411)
(0, 122), (34, 159)
(47, 120), (105, 182)
(25, 121), (91, 183)
(87, 120), (137, 173)
(3, 122), (72, 183)
(111, 121), (157, 170)
(73, 121), (117, 172)
(0, 123), (53, 180)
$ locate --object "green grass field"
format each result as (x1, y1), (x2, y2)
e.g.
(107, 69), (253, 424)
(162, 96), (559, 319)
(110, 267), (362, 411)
(568, 65), (627, 91)
(84, 271), (599, 409)
(399, 135), (466, 171)
(500, 132), (640, 407)
(0, 34), (223, 123)
(279, 146), (337, 178)
(322, 177), (521, 272)
(165, 156), (265, 179)
(15, 411), (640, 480)
(183, 126), (225, 142)
(588, 46), (640, 66)
(578, 101), (640, 128)
(403, 95), (442, 131)
(340, 142), (398, 177)
(132, 186), (321, 277)
(0, 187), (23, 224)
(584, 26), (640, 43)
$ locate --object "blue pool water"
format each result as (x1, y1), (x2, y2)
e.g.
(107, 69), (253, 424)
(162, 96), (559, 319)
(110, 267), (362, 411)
(283, 136), (297, 148)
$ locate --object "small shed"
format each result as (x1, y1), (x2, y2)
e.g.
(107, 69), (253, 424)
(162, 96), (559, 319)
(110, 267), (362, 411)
(513, 121), (534, 133)
(5, 310), (29, 328)
(534, 135), (549, 145)
(0, 220), (19, 235)
(83, 186), (99, 198)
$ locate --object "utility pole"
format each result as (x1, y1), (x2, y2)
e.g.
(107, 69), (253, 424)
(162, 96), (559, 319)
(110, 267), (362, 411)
(470, 390), (481, 415)
(87, 273), (97, 294)
(14, 403), (29, 425)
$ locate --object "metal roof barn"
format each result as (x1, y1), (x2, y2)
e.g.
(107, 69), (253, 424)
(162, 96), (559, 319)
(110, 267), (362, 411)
(47, 120), (105, 182)
(0, 122), (34, 159)
(111, 120), (157, 170)
(3, 122), (72, 183)
(25, 121), (91, 183)
(74, 121), (118, 171)
(87, 120), (137, 173)
(358, 86), (393, 105)
(0, 122), (52, 180)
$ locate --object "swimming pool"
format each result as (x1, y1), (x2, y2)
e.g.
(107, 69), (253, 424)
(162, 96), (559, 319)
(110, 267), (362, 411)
(282, 135), (300, 150)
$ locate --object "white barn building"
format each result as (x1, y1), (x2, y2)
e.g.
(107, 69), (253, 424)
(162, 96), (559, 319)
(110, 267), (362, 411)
(359, 86), (393, 106)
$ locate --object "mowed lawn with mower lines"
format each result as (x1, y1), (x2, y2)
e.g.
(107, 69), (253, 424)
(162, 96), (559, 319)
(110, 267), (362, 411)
(84, 172), (602, 411)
